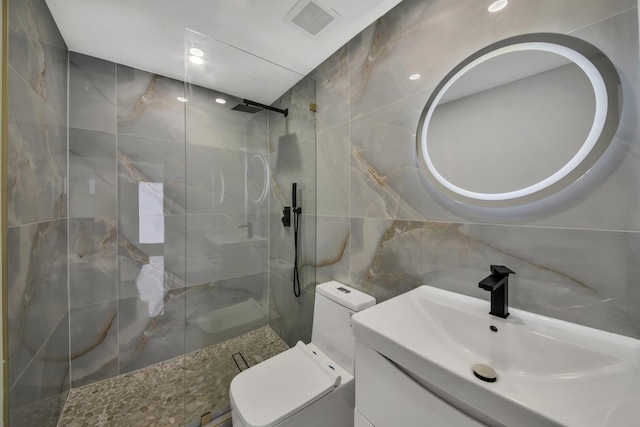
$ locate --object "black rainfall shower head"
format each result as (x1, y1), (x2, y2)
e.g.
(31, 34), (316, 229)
(231, 104), (264, 114)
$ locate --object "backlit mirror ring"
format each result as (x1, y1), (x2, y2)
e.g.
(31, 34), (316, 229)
(416, 33), (622, 207)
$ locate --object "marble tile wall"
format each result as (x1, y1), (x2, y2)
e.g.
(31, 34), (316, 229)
(267, 77), (318, 347)
(7, 0), (69, 425)
(66, 51), (272, 396)
(313, 0), (640, 340)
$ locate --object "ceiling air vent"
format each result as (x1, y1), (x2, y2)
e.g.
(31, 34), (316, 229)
(286, 0), (341, 36)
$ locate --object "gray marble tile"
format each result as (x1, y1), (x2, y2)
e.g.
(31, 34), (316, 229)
(186, 144), (268, 215)
(70, 301), (119, 388)
(313, 45), (350, 133)
(317, 123), (350, 217)
(246, 110), (270, 154)
(268, 210), (316, 347)
(269, 77), (317, 152)
(185, 274), (268, 353)
(69, 217), (118, 307)
(269, 213), (316, 279)
(269, 136), (317, 217)
(350, 217), (640, 338)
(118, 290), (186, 374)
(7, 67), (67, 227)
(69, 52), (116, 133)
(8, 219), (68, 388)
(347, 0), (635, 119)
(185, 83), (266, 151)
(9, 0), (68, 123)
(69, 128), (117, 218)
(117, 65), (185, 142)
(268, 271), (316, 348)
(349, 89), (460, 221)
(9, 313), (69, 427)
(118, 215), (186, 299)
(186, 214), (268, 287)
(8, 0), (66, 49)
(117, 134), (186, 216)
(316, 216), (351, 285)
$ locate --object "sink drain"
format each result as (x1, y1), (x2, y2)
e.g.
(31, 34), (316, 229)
(472, 364), (497, 383)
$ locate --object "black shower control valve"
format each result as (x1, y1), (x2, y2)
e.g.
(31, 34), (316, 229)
(282, 206), (291, 227)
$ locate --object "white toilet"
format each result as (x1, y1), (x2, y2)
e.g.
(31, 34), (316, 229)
(230, 281), (376, 427)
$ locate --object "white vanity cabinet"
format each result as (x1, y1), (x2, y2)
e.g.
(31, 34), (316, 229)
(354, 342), (485, 427)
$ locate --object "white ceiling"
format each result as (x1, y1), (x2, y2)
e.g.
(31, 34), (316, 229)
(45, 0), (403, 104)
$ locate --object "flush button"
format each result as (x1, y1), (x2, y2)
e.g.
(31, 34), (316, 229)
(337, 287), (351, 293)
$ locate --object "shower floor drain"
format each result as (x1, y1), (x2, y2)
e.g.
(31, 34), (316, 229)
(232, 352), (249, 372)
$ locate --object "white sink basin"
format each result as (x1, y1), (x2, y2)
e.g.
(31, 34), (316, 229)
(352, 285), (640, 427)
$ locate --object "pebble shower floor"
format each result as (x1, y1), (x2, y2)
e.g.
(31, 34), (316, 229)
(55, 327), (288, 427)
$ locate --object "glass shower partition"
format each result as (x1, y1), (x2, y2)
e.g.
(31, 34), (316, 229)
(182, 29), (316, 423)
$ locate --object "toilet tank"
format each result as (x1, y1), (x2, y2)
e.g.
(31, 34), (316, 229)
(311, 281), (376, 375)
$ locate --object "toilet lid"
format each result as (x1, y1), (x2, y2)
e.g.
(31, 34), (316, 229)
(230, 341), (342, 427)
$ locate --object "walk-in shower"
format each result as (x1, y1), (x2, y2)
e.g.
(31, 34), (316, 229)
(5, 11), (316, 425)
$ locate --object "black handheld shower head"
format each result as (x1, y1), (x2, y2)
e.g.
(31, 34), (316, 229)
(292, 183), (297, 208)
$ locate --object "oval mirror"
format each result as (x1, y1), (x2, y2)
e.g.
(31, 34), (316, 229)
(417, 33), (622, 207)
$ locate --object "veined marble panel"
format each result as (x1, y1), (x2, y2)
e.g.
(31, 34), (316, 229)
(316, 216), (351, 285)
(268, 271), (316, 347)
(349, 9), (640, 232)
(246, 110), (269, 155)
(317, 124), (350, 217)
(9, 0), (67, 122)
(8, 0), (65, 48)
(185, 274), (268, 353)
(117, 65), (185, 142)
(312, 45), (350, 134)
(70, 301), (118, 388)
(9, 313), (70, 427)
(118, 289), (186, 374)
(8, 67), (67, 226)
(186, 144), (268, 215)
(69, 128), (117, 218)
(269, 213), (316, 276)
(269, 76), (316, 147)
(268, 211), (316, 347)
(269, 136), (316, 217)
(117, 134), (186, 216)
(186, 214), (268, 287)
(118, 215), (186, 299)
(69, 217), (118, 307)
(349, 89), (465, 222)
(347, 0), (635, 119)
(350, 218), (640, 338)
(69, 52), (116, 133)
(185, 83), (266, 151)
(8, 219), (68, 388)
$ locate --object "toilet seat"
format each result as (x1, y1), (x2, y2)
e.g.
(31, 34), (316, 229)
(230, 342), (343, 427)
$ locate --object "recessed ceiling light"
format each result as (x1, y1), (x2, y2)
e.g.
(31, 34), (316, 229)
(189, 48), (204, 57)
(176, 97), (188, 103)
(189, 56), (204, 65)
(215, 98), (226, 104)
(409, 73), (421, 80)
(488, 0), (508, 12)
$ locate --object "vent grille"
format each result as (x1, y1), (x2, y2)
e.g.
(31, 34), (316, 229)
(290, 1), (336, 36)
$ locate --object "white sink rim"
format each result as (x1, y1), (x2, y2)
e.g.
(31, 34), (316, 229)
(352, 285), (640, 427)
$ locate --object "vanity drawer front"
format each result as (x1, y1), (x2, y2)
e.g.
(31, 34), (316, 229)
(355, 342), (484, 427)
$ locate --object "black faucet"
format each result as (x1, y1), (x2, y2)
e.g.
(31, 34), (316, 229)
(479, 265), (516, 319)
